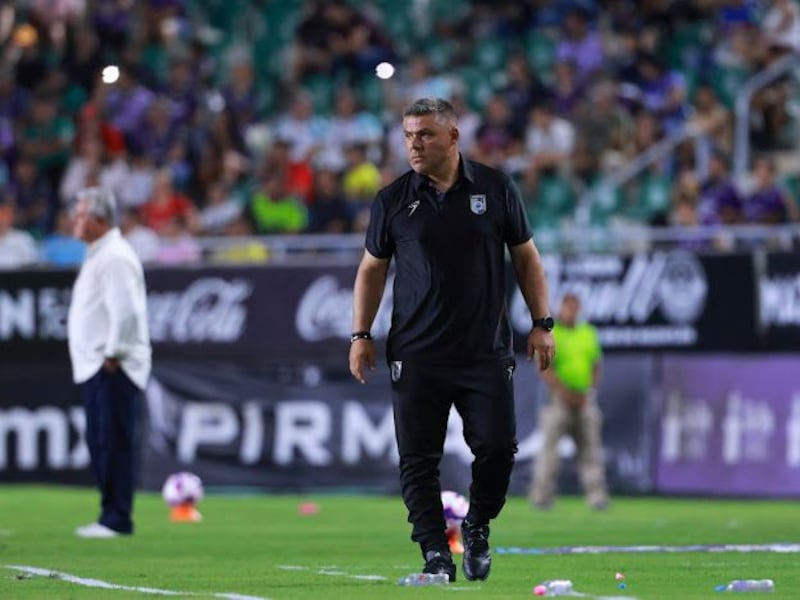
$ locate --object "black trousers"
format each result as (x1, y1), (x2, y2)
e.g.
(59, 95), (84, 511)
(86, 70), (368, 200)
(390, 359), (518, 554)
(80, 367), (142, 534)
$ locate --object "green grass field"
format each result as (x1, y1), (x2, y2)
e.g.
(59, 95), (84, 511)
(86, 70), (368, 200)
(0, 486), (797, 599)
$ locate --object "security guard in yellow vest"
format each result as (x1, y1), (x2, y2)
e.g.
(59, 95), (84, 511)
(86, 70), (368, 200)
(529, 292), (609, 510)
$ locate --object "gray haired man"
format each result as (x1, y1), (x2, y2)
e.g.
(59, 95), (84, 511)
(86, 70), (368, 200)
(68, 187), (151, 537)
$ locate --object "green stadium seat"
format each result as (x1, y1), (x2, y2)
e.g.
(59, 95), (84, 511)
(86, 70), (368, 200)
(586, 181), (623, 227)
(536, 175), (576, 217)
(473, 38), (507, 72)
(424, 38), (456, 72)
(625, 174), (671, 223)
(711, 64), (750, 108)
(457, 67), (494, 111)
(358, 75), (385, 114)
(524, 31), (556, 77)
(428, 0), (470, 24)
(302, 75), (335, 114)
(662, 22), (709, 71)
(373, 1), (416, 47)
(781, 174), (800, 212)
(531, 225), (560, 254)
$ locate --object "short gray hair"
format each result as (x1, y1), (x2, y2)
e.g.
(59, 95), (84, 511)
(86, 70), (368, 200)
(76, 187), (118, 225)
(403, 97), (457, 124)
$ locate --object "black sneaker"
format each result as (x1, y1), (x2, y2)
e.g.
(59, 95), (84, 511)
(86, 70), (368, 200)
(461, 518), (491, 581)
(423, 550), (456, 582)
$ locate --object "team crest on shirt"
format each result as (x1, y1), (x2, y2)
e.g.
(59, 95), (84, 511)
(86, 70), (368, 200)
(470, 194), (487, 215)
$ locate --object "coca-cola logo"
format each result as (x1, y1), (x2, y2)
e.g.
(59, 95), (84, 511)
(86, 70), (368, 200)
(511, 251), (708, 329)
(295, 275), (392, 341)
(148, 278), (252, 343)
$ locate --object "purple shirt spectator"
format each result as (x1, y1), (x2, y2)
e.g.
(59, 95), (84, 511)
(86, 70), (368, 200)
(556, 8), (604, 82)
(698, 179), (742, 226)
(718, 0), (758, 31)
(0, 74), (30, 121)
(128, 99), (185, 165)
(162, 60), (198, 125)
(550, 61), (585, 117)
(103, 65), (155, 135)
(744, 186), (787, 224)
(634, 54), (688, 132)
(93, 0), (134, 52)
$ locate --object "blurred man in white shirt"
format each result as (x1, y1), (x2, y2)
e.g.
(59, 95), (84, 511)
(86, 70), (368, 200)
(0, 200), (37, 269)
(68, 187), (151, 538)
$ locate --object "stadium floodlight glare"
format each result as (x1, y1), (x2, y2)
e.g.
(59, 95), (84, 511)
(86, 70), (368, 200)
(375, 62), (395, 80)
(101, 65), (120, 84)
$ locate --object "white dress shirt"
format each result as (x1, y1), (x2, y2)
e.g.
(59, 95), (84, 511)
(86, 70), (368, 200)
(0, 228), (38, 268)
(68, 228), (151, 389)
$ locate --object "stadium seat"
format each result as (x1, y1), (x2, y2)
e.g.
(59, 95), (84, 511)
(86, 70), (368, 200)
(536, 175), (576, 217)
(663, 21), (709, 72)
(456, 66), (495, 111)
(357, 75), (385, 114)
(532, 225), (560, 254)
(524, 30), (556, 78)
(711, 64), (750, 108)
(473, 39), (507, 72)
(424, 38), (457, 72)
(303, 75), (336, 114)
(373, 1), (416, 49)
(586, 181), (623, 227)
(782, 174), (800, 212)
(625, 173), (671, 223)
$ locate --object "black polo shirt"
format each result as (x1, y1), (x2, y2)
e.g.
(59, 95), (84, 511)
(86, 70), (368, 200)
(365, 156), (531, 365)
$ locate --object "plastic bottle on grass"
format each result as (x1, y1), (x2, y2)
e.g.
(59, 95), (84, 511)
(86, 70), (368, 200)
(540, 580), (574, 595)
(397, 572), (450, 586)
(715, 579), (774, 592)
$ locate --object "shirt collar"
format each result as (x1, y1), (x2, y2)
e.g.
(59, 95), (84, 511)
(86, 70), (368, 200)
(87, 227), (121, 258)
(411, 154), (474, 192)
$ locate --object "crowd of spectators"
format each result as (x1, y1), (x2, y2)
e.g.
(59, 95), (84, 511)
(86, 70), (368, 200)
(0, 0), (798, 268)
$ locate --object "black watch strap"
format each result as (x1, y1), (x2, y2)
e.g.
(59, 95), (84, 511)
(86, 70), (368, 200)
(532, 316), (554, 332)
(350, 331), (372, 343)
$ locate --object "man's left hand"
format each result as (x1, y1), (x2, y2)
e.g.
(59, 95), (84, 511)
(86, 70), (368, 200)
(527, 328), (555, 371)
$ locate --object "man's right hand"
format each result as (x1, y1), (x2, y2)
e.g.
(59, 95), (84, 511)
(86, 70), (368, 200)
(349, 339), (376, 384)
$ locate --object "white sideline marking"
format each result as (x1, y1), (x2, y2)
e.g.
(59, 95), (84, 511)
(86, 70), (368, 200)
(5, 565), (269, 600)
(278, 564), (386, 582)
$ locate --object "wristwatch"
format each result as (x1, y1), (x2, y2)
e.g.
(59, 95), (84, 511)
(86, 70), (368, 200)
(532, 316), (554, 332)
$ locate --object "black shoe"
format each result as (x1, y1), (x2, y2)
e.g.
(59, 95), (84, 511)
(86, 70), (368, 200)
(461, 518), (491, 581)
(423, 549), (456, 582)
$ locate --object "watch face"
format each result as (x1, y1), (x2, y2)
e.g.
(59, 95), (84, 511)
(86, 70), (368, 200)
(535, 316), (554, 331)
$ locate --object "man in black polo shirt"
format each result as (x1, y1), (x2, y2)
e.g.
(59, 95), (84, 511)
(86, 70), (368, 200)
(349, 97), (555, 582)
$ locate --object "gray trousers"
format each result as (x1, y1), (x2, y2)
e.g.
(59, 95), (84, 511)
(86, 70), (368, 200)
(529, 391), (609, 508)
